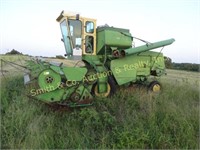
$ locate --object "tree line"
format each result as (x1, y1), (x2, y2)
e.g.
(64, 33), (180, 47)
(164, 56), (199, 72)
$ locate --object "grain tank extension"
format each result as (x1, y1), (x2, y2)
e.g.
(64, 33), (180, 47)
(25, 11), (175, 107)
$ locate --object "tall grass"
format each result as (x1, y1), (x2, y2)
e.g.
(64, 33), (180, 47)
(0, 55), (28, 63)
(1, 76), (199, 149)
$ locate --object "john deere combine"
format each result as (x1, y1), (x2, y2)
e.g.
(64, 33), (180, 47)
(25, 11), (175, 107)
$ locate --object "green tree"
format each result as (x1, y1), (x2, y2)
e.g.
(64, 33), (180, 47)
(5, 49), (22, 55)
(164, 56), (172, 68)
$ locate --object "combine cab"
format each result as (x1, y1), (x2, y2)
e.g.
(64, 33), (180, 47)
(25, 11), (175, 107)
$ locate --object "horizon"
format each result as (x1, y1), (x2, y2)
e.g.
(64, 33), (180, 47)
(1, 49), (199, 65)
(0, 0), (199, 63)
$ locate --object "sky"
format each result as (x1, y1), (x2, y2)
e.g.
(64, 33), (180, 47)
(0, 0), (199, 63)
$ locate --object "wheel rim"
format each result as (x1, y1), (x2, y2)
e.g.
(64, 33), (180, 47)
(152, 84), (161, 92)
(94, 83), (111, 97)
(38, 69), (61, 92)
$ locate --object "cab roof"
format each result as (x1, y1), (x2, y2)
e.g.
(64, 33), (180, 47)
(56, 10), (96, 22)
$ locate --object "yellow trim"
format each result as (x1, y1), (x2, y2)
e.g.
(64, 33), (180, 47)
(57, 12), (97, 56)
(94, 83), (111, 97)
(152, 84), (161, 92)
(83, 19), (96, 55)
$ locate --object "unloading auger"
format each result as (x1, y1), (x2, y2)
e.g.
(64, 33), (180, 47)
(24, 11), (175, 107)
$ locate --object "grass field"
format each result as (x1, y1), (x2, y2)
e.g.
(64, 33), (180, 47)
(0, 55), (30, 79)
(0, 55), (199, 149)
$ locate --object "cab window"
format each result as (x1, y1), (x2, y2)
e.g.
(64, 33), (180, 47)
(85, 21), (94, 33)
(85, 36), (94, 53)
(68, 19), (82, 49)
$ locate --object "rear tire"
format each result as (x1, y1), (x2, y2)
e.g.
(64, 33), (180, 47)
(148, 81), (161, 93)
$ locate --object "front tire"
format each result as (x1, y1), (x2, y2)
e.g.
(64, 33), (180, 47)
(92, 76), (116, 97)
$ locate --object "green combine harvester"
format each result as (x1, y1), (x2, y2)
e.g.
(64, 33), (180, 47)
(24, 11), (175, 107)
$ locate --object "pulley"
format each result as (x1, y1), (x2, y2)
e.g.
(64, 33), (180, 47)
(38, 69), (61, 92)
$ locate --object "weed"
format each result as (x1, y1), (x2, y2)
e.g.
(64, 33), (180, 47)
(0, 71), (199, 149)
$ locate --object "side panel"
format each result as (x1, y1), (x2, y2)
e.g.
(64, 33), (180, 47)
(62, 67), (87, 81)
(110, 51), (165, 85)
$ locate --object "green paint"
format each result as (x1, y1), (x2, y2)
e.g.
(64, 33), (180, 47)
(25, 12), (175, 107)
